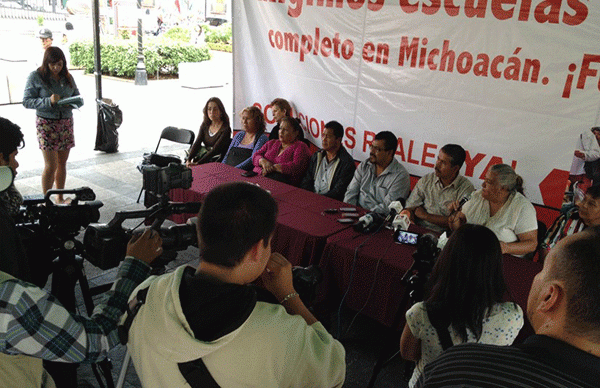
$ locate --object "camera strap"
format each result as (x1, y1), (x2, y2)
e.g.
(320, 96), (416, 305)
(118, 287), (149, 345)
(117, 286), (221, 387)
(427, 309), (454, 351)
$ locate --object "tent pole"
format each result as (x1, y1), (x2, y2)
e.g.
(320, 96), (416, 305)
(91, 0), (102, 103)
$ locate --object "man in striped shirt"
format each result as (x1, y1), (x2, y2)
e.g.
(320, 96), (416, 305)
(419, 226), (600, 388)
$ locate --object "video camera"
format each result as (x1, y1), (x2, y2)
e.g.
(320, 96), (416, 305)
(400, 233), (441, 303)
(84, 201), (200, 270)
(85, 163), (199, 270)
(15, 187), (103, 238)
(142, 162), (192, 206)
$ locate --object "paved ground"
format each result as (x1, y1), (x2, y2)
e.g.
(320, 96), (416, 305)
(0, 51), (406, 387)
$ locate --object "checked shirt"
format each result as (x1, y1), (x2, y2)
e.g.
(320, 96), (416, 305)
(0, 257), (150, 362)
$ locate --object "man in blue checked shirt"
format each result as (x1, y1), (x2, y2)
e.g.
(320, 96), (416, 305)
(0, 116), (164, 388)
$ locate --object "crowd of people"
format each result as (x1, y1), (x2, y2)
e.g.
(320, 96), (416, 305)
(1, 44), (600, 386)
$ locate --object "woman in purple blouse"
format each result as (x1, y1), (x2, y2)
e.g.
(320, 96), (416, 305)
(252, 117), (310, 186)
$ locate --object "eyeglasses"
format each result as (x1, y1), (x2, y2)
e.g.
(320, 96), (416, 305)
(369, 144), (388, 153)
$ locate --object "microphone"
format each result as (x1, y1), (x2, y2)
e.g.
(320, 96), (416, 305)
(353, 213), (374, 232)
(392, 213), (411, 231)
(456, 194), (471, 212)
(386, 200), (404, 221)
(353, 212), (383, 233)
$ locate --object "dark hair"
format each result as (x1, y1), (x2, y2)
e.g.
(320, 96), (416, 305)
(240, 106), (266, 143)
(591, 126), (600, 134)
(374, 131), (398, 152)
(200, 97), (230, 134)
(440, 144), (466, 168)
(553, 226), (600, 339)
(279, 116), (303, 142)
(490, 164), (524, 195)
(198, 182), (278, 267)
(424, 224), (508, 342)
(0, 117), (24, 162)
(38, 46), (73, 88)
(324, 120), (344, 139)
(586, 185), (600, 199)
(270, 98), (292, 118)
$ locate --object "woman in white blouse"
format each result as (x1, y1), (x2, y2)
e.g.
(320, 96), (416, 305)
(449, 163), (538, 256)
(400, 224), (523, 387)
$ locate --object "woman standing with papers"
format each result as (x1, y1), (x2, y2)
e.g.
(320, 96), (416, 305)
(23, 47), (83, 204)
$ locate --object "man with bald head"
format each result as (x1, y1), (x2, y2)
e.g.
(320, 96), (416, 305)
(419, 226), (600, 387)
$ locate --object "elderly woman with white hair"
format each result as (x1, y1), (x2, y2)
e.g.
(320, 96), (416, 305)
(449, 164), (538, 256)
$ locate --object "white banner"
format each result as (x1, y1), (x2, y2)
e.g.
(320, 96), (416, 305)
(233, 0), (600, 208)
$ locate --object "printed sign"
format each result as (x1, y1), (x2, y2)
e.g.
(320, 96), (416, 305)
(233, 1), (600, 208)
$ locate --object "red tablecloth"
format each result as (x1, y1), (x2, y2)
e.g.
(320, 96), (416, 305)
(169, 163), (361, 266)
(317, 226), (543, 341)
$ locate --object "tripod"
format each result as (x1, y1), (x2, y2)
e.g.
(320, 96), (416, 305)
(44, 233), (115, 388)
(367, 254), (433, 388)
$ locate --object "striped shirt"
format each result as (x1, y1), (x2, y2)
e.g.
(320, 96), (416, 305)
(0, 257), (150, 363)
(419, 335), (600, 388)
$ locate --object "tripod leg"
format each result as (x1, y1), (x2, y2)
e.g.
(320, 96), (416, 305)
(75, 256), (96, 316)
(116, 350), (132, 388)
(74, 256), (115, 388)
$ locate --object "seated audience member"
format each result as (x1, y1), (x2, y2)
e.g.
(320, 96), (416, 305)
(419, 227), (600, 388)
(404, 144), (474, 232)
(449, 163), (537, 256)
(268, 98), (292, 141)
(300, 120), (356, 201)
(186, 97), (232, 166)
(222, 106), (268, 171)
(252, 117), (311, 185)
(125, 182), (346, 388)
(268, 98), (310, 145)
(343, 131), (410, 214)
(400, 224), (523, 387)
(540, 185), (600, 259)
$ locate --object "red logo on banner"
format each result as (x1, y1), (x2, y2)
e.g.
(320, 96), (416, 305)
(539, 169), (570, 209)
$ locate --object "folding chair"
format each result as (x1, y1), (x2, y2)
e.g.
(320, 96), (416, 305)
(136, 126), (196, 203)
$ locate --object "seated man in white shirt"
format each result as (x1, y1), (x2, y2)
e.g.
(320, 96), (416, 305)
(343, 131), (410, 215)
(404, 144), (474, 232)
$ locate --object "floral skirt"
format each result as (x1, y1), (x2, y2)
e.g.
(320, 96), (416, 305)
(36, 116), (75, 151)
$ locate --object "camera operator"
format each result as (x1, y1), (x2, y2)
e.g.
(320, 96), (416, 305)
(399, 224), (524, 388)
(0, 116), (164, 387)
(124, 182), (346, 387)
(0, 117), (31, 282)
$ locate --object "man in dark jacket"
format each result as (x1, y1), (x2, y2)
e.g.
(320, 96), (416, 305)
(301, 121), (355, 201)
